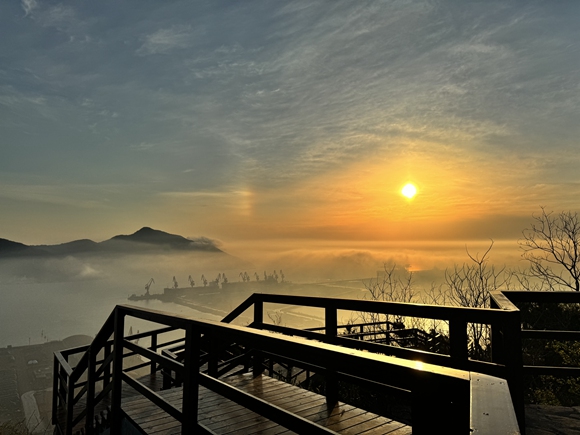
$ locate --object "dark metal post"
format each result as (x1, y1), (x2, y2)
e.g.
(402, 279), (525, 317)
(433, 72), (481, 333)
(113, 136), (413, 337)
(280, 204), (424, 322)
(110, 308), (125, 435)
(182, 323), (200, 434)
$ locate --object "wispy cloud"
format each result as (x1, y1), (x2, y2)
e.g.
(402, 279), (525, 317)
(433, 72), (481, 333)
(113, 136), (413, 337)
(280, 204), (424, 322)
(21, 0), (37, 16)
(0, 183), (133, 209)
(137, 25), (198, 56)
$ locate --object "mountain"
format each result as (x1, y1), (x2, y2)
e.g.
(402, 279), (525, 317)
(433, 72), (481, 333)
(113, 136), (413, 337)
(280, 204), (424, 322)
(0, 228), (222, 258)
(101, 227), (221, 253)
(39, 239), (100, 256)
(0, 238), (47, 257)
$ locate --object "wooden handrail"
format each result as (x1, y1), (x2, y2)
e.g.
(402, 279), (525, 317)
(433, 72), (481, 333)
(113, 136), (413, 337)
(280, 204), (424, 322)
(496, 290), (580, 304)
(255, 293), (515, 322)
(221, 293), (257, 323)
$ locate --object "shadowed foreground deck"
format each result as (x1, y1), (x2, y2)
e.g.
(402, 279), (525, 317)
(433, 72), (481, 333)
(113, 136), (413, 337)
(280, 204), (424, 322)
(122, 373), (411, 435)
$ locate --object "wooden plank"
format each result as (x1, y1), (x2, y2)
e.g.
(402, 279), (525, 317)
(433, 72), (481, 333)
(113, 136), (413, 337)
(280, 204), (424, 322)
(121, 373), (410, 435)
(336, 414), (394, 434)
(360, 421), (412, 435)
(470, 373), (520, 435)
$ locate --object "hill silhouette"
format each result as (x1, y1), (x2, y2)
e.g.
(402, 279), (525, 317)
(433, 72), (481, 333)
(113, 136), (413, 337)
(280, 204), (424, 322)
(0, 227), (222, 258)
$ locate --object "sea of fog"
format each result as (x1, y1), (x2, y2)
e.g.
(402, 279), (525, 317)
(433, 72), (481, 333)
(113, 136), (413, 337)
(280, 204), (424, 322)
(0, 241), (524, 348)
(0, 279), (222, 348)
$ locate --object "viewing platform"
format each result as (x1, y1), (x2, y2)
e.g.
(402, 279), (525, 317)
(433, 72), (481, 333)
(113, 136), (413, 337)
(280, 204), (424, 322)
(51, 291), (580, 434)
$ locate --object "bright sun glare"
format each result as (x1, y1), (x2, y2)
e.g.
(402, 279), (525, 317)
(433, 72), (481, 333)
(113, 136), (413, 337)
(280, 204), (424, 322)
(401, 183), (417, 199)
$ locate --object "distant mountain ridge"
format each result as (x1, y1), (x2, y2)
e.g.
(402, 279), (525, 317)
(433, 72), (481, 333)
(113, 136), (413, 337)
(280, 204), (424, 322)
(0, 227), (222, 258)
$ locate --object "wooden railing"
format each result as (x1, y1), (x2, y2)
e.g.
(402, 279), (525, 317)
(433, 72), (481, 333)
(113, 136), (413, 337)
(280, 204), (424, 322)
(52, 301), (520, 435)
(222, 292), (525, 427)
(491, 291), (580, 378)
(52, 311), (180, 435)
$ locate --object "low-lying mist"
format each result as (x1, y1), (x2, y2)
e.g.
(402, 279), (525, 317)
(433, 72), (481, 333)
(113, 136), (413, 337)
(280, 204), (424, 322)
(0, 239), (523, 348)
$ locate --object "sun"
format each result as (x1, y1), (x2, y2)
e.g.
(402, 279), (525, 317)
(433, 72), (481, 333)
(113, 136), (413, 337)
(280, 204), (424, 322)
(401, 183), (417, 199)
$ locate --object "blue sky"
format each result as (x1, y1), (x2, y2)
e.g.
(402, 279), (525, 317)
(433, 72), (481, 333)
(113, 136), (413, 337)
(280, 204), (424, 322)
(2, 1), (580, 254)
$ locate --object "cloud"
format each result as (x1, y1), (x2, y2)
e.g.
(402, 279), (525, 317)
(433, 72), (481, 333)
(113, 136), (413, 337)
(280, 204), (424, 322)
(21, 0), (37, 16)
(136, 25), (197, 55)
(0, 183), (141, 210)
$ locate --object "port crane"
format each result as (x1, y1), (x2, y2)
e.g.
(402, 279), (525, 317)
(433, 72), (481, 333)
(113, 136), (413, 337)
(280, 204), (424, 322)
(172, 276), (179, 289)
(188, 275), (195, 287)
(201, 274), (208, 287)
(144, 278), (155, 295)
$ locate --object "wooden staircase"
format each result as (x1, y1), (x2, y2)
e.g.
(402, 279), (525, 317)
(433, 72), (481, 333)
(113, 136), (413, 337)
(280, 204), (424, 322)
(52, 294), (522, 434)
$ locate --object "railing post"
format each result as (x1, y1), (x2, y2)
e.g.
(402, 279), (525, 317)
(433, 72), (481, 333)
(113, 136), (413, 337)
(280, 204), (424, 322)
(325, 306), (338, 407)
(490, 299), (505, 364)
(412, 371), (469, 435)
(504, 311), (525, 434)
(449, 319), (468, 368)
(253, 348), (264, 377)
(254, 298), (263, 326)
(208, 330), (218, 378)
(150, 333), (158, 374)
(85, 347), (96, 435)
(65, 381), (74, 435)
(103, 342), (111, 387)
(253, 297), (264, 377)
(325, 306), (337, 337)
(182, 323), (200, 434)
(52, 356), (59, 425)
(110, 307), (125, 435)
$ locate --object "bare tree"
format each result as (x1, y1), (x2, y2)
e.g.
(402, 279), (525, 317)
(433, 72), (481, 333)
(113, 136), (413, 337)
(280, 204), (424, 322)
(443, 241), (508, 359)
(519, 207), (580, 292)
(363, 263), (415, 306)
(357, 264), (416, 341)
(445, 241), (507, 308)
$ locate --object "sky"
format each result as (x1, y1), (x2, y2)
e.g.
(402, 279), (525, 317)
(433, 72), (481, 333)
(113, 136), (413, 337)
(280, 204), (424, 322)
(1, 1), (580, 271)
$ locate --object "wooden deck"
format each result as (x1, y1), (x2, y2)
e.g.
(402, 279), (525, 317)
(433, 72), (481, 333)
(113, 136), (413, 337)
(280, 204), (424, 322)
(122, 373), (412, 435)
